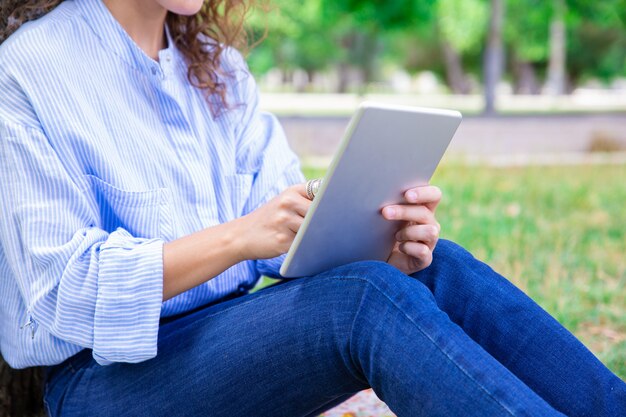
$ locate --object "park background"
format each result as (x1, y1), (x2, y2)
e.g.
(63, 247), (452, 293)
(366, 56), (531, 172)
(0, 0), (624, 416)
(244, 0), (626, 415)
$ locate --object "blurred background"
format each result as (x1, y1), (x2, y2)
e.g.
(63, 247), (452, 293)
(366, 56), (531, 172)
(247, 0), (626, 111)
(246, 0), (626, 403)
(245, 0), (626, 165)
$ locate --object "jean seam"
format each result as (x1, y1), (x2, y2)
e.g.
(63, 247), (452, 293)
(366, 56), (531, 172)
(347, 281), (371, 386)
(43, 378), (53, 417)
(43, 398), (53, 417)
(337, 274), (517, 417)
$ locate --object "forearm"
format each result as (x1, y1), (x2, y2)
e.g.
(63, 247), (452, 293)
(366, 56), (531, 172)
(163, 183), (311, 300)
(163, 219), (247, 301)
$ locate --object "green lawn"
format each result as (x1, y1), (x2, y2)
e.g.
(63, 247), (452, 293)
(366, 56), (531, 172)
(300, 163), (626, 380)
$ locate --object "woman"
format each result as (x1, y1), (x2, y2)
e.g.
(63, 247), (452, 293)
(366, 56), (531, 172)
(0, 1), (623, 416)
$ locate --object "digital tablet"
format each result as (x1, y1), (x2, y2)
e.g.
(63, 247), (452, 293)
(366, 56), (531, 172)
(280, 102), (462, 278)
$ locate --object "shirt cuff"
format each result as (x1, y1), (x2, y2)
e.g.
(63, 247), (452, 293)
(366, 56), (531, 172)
(256, 254), (288, 279)
(92, 229), (164, 365)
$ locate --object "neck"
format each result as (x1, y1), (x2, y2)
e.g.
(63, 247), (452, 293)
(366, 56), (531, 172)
(102, 0), (167, 60)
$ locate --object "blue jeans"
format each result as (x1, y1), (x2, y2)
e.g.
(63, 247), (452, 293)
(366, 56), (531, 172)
(44, 240), (626, 416)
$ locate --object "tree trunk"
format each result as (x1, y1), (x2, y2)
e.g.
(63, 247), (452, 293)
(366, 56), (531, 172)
(441, 41), (471, 94)
(513, 59), (540, 94)
(336, 32), (358, 94)
(359, 31), (380, 95)
(336, 62), (350, 93)
(484, 0), (504, 115)
(546, 0), (567, 95)
(0, 357), (45, 417)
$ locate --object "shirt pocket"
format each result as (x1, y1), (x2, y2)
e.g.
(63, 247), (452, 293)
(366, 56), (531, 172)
(226, 173), (254, 218)
(83, 175), (175, 240)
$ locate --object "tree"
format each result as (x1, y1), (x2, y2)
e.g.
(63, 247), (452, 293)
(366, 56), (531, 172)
(484, 0), (505, 114)
(247, 0), (626, 94)
(545, 0), (567, 95)
(566, 0), (626, 85)
(0, 357), (45, 417)
(505, 0), (551, 94)
(246, 0), (340, 88)
(319, 0), (435, 92)
(436, 0), (488, 94)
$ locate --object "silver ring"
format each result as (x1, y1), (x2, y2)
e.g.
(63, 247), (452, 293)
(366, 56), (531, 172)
(306, 179), (322, 200)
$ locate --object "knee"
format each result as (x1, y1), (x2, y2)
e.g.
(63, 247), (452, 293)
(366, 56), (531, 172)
(320, 260), (400, 280)
(421, 239), (515, 300)
(319, 260), (437, 308)
(415, 239), (475, 286)
(427, 239), (488, 280)
(432, 239), (475, 267)
(319, 260), (407, 290)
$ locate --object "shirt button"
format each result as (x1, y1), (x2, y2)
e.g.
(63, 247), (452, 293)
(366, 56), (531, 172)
(237, 285), (248, 294)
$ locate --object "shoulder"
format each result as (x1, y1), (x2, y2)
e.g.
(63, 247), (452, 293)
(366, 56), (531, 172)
(219, 46), (249, 74)
(191, 42), (257, 120)
(218, 47), (257, 108)
(0, 2), (81, 127)
(0, 2), (80, 68)
(199, 42), (253, 99)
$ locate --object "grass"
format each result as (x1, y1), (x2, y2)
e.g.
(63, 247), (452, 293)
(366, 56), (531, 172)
(298, 163), (626, 380)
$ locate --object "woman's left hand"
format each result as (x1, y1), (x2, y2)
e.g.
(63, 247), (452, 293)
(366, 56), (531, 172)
(382, 185), (442, 275)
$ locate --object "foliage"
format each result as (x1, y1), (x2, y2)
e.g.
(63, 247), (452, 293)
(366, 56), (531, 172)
(246, 0), (341, 75)
(566, 0), (626, 83)
(246, 0), (626, 92)
(322, 0), (434, 31)
(437, 0), (488, 54)
(505, 0), (552, 62)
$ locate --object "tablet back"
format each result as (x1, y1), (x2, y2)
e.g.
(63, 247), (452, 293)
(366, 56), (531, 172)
(280, 102), (462, 278)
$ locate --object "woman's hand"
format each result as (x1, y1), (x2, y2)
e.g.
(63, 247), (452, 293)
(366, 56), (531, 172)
(163, 184), (310, 301)
(235, 184), (312, 261)
(382, 185), (442, 275)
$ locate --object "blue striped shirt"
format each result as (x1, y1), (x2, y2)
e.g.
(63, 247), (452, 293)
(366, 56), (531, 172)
(0, 0), (304, 368)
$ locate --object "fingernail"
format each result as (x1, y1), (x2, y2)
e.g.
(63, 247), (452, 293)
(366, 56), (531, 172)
(384, 207), (396, 218)
(407, 191), (417, 202)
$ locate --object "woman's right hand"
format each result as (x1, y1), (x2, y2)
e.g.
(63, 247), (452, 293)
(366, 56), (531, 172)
(235, 184), (312, 261)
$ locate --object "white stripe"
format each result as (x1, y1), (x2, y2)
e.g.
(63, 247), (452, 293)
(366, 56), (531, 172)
(0, 0), (303, 368)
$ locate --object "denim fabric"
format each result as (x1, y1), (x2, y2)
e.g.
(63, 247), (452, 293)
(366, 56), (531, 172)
(43, 240), (625, 417)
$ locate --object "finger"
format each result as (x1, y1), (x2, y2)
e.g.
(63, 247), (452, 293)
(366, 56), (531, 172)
(395, 224), (439, 248)
(404, 186), (442, 211)
(382, 204), (435, 224)
(284, 213), (304, 234)
(293, 183), (309, 199)
(292, 195), (312, 218)
(398, 241), (432, 264)
(276, 230), (297, 253)
(279, 188), (312, 217)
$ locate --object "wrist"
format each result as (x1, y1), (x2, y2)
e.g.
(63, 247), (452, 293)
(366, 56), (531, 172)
(227, 216), (251, 263)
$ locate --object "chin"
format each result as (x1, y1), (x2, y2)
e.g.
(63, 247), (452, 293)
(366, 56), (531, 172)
(160, 0), (205, 16)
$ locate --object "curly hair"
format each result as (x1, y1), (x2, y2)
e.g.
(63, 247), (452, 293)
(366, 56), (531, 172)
(0, 0), (263, 114)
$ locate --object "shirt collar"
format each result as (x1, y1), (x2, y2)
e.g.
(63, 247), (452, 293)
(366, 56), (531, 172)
(76, 0), (176, 78)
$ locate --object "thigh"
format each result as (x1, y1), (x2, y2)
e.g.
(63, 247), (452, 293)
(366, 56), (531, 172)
(45, 260), (566, 417)
(44, 276), (370, 417)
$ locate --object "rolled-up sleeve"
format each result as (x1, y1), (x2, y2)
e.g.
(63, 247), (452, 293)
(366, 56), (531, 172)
(0, 120), (164, 365)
